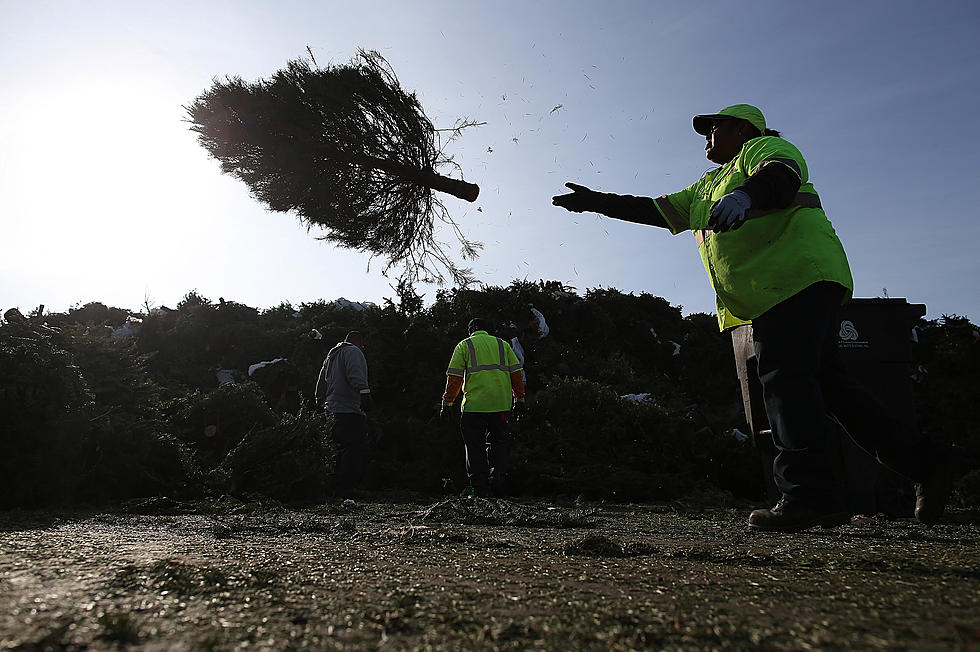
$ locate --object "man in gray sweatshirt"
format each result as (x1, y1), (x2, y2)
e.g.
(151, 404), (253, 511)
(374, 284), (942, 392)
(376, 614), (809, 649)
(315, 331), (373, 496)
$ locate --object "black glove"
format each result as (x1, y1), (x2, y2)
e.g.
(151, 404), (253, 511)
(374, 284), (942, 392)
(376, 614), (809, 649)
(360, 392), (374, 413)
(439, 401), (453, 422)
(512, 399), (527, 423)
(552, 182), (599, 213)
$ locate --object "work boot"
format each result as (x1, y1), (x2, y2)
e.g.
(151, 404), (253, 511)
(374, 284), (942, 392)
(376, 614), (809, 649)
(914, 444), (963, 526)
(748, 497), (849, 533)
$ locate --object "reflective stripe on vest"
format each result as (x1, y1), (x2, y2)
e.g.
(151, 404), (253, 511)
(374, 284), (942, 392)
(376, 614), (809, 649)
(746, 191), (822, 217)
(463, 336), (511, 374)
(655, 194), (689, 232)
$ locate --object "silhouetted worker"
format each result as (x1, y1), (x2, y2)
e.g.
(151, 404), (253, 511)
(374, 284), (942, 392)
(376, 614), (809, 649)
(553, 103), (961, 532)
(315, 330), (373, 497)
(440, 318), (526, 497)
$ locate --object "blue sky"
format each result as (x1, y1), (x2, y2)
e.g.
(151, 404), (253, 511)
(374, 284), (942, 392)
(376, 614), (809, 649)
(2, 1), (978, 322)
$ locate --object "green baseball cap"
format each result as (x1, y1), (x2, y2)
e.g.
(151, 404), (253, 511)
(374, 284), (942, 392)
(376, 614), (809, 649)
(693, 104), (766, 136)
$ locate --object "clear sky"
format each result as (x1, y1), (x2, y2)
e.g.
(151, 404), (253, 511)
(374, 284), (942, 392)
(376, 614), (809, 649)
(2, 1), (978, 321)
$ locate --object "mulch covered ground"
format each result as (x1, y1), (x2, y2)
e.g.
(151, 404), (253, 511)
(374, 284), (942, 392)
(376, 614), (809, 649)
(2, 497), (978, 650)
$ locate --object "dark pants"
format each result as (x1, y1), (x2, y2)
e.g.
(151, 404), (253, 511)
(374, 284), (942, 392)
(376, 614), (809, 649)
(752, 282), (932, 508)
(330, 412), (368, 496)
(460, 411), (510, 497)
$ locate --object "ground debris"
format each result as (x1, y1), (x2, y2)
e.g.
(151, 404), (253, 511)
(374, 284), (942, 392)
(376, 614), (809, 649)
(408, 497), (600, 528)
(207, 511), (356, 539)
(1, 502), (978, 650)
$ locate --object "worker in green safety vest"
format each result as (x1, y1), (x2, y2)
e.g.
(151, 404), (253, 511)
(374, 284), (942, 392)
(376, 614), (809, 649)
(553, 104), (961, 532)
(440, 317), (526, 497)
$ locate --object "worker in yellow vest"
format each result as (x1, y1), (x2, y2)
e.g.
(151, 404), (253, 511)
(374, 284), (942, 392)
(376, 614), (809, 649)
(440, 318), (526, 497)
(553, 104), (961, 532)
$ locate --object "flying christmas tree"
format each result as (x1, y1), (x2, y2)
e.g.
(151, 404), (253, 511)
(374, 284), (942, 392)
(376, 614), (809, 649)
(186, 49), (482, 285)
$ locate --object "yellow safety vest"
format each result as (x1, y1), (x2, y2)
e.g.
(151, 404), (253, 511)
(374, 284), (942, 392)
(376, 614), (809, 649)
(652, 136), (854, 330)
(446, 331), (523, 412)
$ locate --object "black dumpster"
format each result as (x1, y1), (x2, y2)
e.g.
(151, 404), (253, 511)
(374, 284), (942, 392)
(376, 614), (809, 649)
(732, 298), (927, 516)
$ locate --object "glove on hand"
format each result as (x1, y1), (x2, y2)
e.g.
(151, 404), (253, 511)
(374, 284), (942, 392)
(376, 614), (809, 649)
(708, 190), (752, 232)
(552, 182), (599, 213)
(360, 392), (374, 413)
(512, 399), (527, 422)
(439, 401), (453, 422)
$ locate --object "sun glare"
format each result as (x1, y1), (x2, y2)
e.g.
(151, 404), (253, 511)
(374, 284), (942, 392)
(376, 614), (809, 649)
(6, 75), (216, 297)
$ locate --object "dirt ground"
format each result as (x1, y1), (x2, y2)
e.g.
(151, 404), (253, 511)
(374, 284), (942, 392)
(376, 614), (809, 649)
(2, 496), (979, 651)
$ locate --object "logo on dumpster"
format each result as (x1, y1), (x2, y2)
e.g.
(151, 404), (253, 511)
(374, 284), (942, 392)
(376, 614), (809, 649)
(838, 320), (869, 349)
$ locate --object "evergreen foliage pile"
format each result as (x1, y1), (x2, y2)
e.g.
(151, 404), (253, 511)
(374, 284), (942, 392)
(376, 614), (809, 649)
(0, 315), (197, 508)
(513, 376), (749, 500)
(2, 283), (976, 508)
(0, 317), (93, 507)
(168, 382), (278, 469)
(212, 408), (336, 502)
(68, 328), (199, 503)
(911, 314), (980, 503)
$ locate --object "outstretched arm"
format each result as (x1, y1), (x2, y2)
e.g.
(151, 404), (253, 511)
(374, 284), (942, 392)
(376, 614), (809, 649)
(553, 182), (669, 229)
